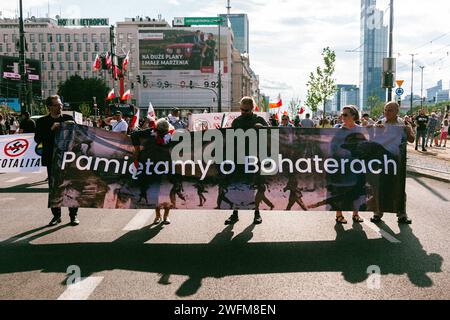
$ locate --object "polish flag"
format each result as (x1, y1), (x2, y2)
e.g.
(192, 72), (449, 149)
(106, 89), (115, 100)
(92, 54), (101, 71)
(269, 95), (283, 109)
(122, 52), (130, 71)
(147, 102), (156, 119)
(299, 106), (306, 115)
(130, 106), (140, 130)
(105, 52), (113, 69)
(121, 89), (131, 101)
(113, 65), (120, 80)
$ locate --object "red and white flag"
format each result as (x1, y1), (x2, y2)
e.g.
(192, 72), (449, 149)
(92, 54), (101, 71)
(122, 52), (130, 71)
(106, 89), (115, 100)
(269, 94), (283, 109)
(299, 106), (306, 115)
(147, 102), (156, 119)
(105, 52), (113, 69)
(130, 106), (140, 130)
(121, 89), (131, 101)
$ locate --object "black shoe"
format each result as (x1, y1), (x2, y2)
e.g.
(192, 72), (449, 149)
(70, 217), (80, 226)
(49, 217), (62, 226)
(225, 214), (239, 225)
(253, 214), (262, 225)
(422, 148), (427, 152)
(415, 146), (418, 151)
(398, 217), (412, 224)
(370, 216), (383, 223)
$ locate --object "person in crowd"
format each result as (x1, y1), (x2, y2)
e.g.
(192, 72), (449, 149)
(168, 108), (187, 130)
(280, 115), (293, 127)
(414, 109), (429, 151)
(294, 115), (301, 127)
(224, 97), (268, 226)
(9, 117), (19, 134)
(19, 112), (36, 133)
(301, 114), (315, 128)
(439, 119), (449, 147)
(361, 113), (375, 127)
(334, 105), (364, 224)
(0, 114), (8, 135)
(35, 95), (79, 226)
(270, 114), (279, 127)
(371, 101), (415, 224)
(105, 111), (128, 134)
(425, 113), (439, 148)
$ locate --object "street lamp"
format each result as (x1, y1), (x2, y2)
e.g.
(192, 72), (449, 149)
(419, 66), (425, 108)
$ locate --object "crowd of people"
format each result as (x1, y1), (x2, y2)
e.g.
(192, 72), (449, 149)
(3, 96), (449, 229)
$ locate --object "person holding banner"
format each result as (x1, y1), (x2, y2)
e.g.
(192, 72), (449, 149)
(370, 101), (415, 225)
(225, 97), (268, 226)
(35, 95), (80, 226)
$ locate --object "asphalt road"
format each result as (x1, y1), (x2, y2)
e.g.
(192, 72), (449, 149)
(0, 170), (449, 300)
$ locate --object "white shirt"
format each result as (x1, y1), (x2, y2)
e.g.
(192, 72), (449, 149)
(111, 119), (128, 133)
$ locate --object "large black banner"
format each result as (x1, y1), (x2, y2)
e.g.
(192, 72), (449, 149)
(50, 125), (407, 213)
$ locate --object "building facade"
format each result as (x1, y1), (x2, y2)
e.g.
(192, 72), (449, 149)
(219, 13), (249, 54)
(326, 84), (360, 113)
(0, 17), (112, 101)
(359, 0), (388, 110)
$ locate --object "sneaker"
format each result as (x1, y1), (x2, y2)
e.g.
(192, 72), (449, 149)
(225, 214), (239, 225)
(253, 214), (262, 225)
(422, 148), (427, 152)
(153, 217), (162, 225)
(398, 217), (412, 224)
(70, 217), (80, 226)
(49, 217), (62, 226)
(163, 219), (171, 225)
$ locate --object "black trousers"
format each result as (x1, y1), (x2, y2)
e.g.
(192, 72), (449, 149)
(47, 164), (78, 218)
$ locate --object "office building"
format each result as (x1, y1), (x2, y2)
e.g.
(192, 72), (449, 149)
(219, 13), (249, 54)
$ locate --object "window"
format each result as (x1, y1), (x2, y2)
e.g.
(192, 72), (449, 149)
(0, 43), (3, 52)
(83, 34), (88, 42)
(85, 43), (91, 52)
(59, 43), (65, 52)
(77, 43), (82, 52)
(50, 43), (56, 52)
(50, 62), (55, 70)
(51, 81), (56, 89)
(74, 52), (80, 61)
(65, 52), (71, 60)
(68, 43), (73, 52)
(77, 63), (82, 70)
(48, 71), (53, 79)
(127, 33), (133, 40)
(103, 43), (109, 51)
(57, 53), (62, 61)
(65, 34), (71, 42)
(43, 82), (48, 89)
(94, 43), (99, 51)
(48, 53), (53, 61)
(66, 71), (71, 79)
(92, 52), (97, 60)
(91, 34), (97, 42)
(6, 43), (11, 52)
(84, 71), (89, 78)
(86, 62), (91, 70)
(30, 53), (35, 60)
(38, 33), (43, 42)
(12, 34), (17, 43)
(69, 62), (74, 70)
(47, 33), (53, 42)
(118, 33), (124, 40)
(100, 33), (106, 42)
(60, 62), (65, 70)
(42, 62), (47, 70)
(30, 34), (35, 43)
(3, 34), (8, 42)
(32, 43), (38, 52)
(57, 72), (62, 80)
(83, 52), (88, 61)
(41, 43), (47, 52)
(56, 34), (62, 42)
(74, 34), (79, 42)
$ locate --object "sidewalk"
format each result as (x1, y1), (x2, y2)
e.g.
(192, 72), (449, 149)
(406, 143), (450, 183)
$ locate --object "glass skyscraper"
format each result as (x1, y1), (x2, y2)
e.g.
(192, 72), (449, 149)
(219, 14), (249, 54)
(360, 0), (388, 110)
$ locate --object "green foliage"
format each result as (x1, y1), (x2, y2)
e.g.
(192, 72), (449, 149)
(58, 75), (109, 110)
(288, 97), (301, 118)
(79, 103), (92, 118)
(261, 96), (269, 112)
(306, 47), (337, 115)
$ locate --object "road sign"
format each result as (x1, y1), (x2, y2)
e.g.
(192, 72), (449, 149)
(396, 88), (405, 96)
(396, 80), (405, 87)
(173, 17), (223, 26)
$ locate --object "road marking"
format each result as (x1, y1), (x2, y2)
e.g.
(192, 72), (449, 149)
(0, 198), (15, 202)
(363, 222), (401, 244)
(123, 210), (154, 231)
(57, 277), (104, 300)
(5, 177), (27, 183)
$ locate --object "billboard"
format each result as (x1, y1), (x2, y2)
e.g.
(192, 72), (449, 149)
(0, 55), (42, 99)
(138, 27), (231, 109)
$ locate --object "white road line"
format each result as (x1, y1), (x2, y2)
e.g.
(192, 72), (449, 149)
(123, 210), (154, 231)
(57, 277), (104, 300)
(363, 222), (401, 244)
(5, 177), (27, 183)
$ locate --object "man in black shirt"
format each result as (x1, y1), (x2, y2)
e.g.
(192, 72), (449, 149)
(19, 112), (36, 133)
(225, 97), (268, 225)
(35, 95), (80, 226)
(415, 109), (429, 151)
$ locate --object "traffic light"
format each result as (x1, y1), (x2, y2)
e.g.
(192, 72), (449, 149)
(136, 75), (141, 84)
(142, 75), (146, 83)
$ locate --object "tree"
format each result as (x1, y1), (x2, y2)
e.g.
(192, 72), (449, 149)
(305, 47), (337, 118)
(288, 97), (301, 118)
(79, 103), (92, 119)
(58, 75), (109, 111)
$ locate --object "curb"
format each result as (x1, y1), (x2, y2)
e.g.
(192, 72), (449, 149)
(406, 167), (450, 183)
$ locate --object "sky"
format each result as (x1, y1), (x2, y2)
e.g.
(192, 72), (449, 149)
(2, 0), (450, 104)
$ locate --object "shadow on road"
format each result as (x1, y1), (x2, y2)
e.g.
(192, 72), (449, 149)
(0, 221), (443, 298)
(0, 180), (49, 194)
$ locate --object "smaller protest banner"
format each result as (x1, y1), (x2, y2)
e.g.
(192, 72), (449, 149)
(188, 112), (270, 131)
(0, 134), (42, 173)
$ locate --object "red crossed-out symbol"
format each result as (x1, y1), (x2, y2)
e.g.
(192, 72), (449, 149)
(4, 139), (29, 157)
